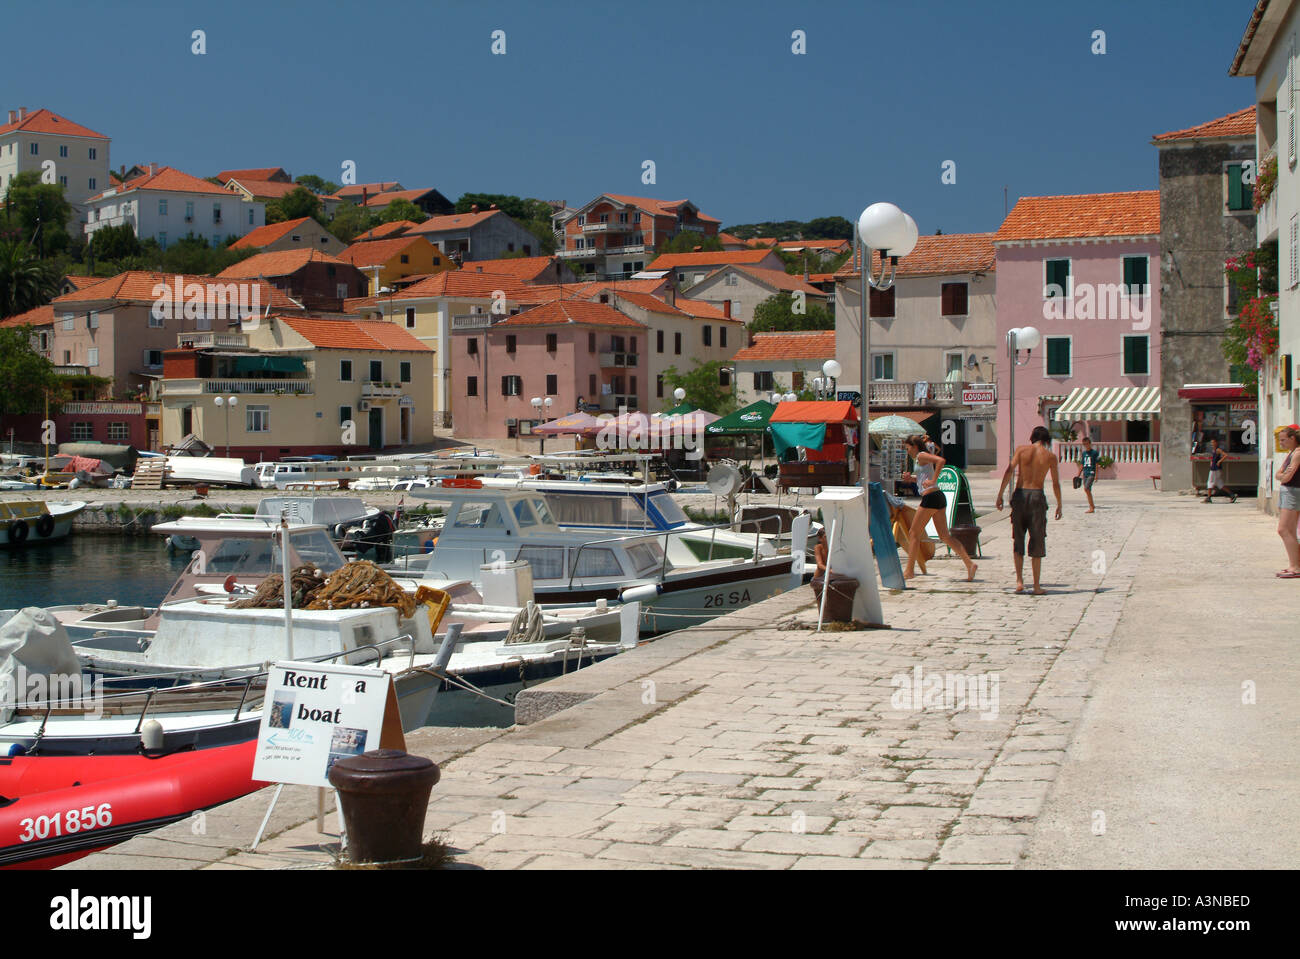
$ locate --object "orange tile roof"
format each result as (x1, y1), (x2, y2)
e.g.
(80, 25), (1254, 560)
(87, 165), (230, 201)
(807, 273), (837, 284)
(709, 265), (828, 296)
(674, 297), (738, 321)
(52, 271), (301, 310)
(229, 217), (314, 251)
(718, 232), (749, 247)
(599, 194), (693, 217)
(62, 275), (101, 290)
(228, 178), (303, 200)
(746, 237), (778, 248)
(277, 315), (431, 352)
(216, 167), (288, 183)
(355, 220), (416, 241)
(834, 232), (997, 278)
(649, 249), (779, 270)
(496, 299), (646, 330)
(407, 209), (502, 235)
(453, 256), (554, 281)
(732, 331), (836, 363)
(994, 193), (1160, 243)
(217, 249), (348, 279)
(343, 297), (381, 314)
(393, 269), (535, 300)
(0, 108), (107, 140)
(609, 290), (742, 323)
(361, 189), (438, 208)
(338, 236), (430, 269)
(1152, 106), (1256, 142)
(567, 278), (669, 297)
(332, 182), (402, 199)
(0, 304), (55, 328)
(776, 239), (850, 252)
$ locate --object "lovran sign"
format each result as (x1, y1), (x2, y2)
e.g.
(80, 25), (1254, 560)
(252, 662), (405, 789)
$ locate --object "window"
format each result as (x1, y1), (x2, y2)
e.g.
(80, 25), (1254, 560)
(546, 333), (557, 352)
(87, 348), (99, 368)
(630, 375), (637, 395)
(400, 254), (409, 264)
(588, 373), (597, 395)
(213, 202), (222, 223)
(340, 406), (352, 426)
(400, 361), (411, 383)
(633, 212), (641, 224)
(546, 374), (557, 395)
(29, 143), (38, 155)
(629, 336), (637, 354)
(213, 234), (221, 247)
(88, 148), (96, 160)
(246, 405), (270, 432)
(248, 208), (255, 225)
(725, 272), (738, 286)
(657, 374), (664, 398)
(674, 331), (682, 355)
(657, 329), (664, 353)
(1226, 163), (1253, 212)
(941, 282), (968, 316)
(1122, 335), (1150, 376)
(369, 360), (382, 382)
(71, 422), (93, 441)
(405, 307), (415, 329)
(62, 313), (73, 331)
(506, 334), (517, 354)
(720, 326), (727, 349)
(1045, 336), (1072, 377)
(340, 359), (353, 381)
(1291, 215), (1299, 289)
(703, 325), (712, 346)
(59, 145), (68, 158)
(501, 375), (522, 396)
(62, 350), (71, 365)
(59, 175), (67, 187)
(159, 199), (167, 216)
(1044, 259), (1071, 298)
(149, 310), (164, 328)
(588, 332), (596, 353)
(159, 232), (167, 249)
(88, 177), (95, 190)
(143, 349), (163, 367)
(185, 201), (194, 220)
(719, 367), (731, 387)
(945, 351), (964, 377)
(872, 352), (895, 381)
(467, 337), (478, 355)
(754, 371), (775, 392)
(1123, 256), (1149, 297)
(869, 286), (895, 317)
(1127, 420), (1152, 443)
(467, 376), (478, 396)
(107, 422), (129, 441)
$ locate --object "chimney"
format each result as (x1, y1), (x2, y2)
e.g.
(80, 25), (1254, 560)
(723, 300), (731, 319)
(666, 282), (676, 307)
(120, 164), (125, 176)
(470, 204), (478, 213)
(489, 203), (497, 210)
(6, 111), (15, 125)
(148, 162), (156, 175)
(18, 107), (27, 120)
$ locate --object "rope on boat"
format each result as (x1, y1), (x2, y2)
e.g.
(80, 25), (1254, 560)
(410, 665), (515, 709)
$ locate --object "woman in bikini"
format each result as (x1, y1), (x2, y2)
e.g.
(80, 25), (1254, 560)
(901, 435), (977, 582)
(1275, 426), (1300, 578)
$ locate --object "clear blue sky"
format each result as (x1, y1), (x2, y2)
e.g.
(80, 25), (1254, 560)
(6, 0), (1256, 234)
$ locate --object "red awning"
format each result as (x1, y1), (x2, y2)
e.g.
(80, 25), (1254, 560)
(1178, 385), (1251, 401)
(769, 400), (860, 424)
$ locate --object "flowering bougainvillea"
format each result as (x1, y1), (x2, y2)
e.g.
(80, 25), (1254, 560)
(1223, 243), (1279, 390)
(1254, 153), (1278, 212)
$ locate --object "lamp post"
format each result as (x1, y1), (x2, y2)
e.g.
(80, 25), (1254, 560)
(821, 359), (841, 400)
(531, 395), (553, 454)
(673, 386), (686, 407)
(213, 395), (238, 457)
(856, 203), (918, 485)
(1005, 326), (1041, 461)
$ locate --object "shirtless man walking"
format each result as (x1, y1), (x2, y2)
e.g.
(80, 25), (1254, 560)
(995, 426), (1063, 595)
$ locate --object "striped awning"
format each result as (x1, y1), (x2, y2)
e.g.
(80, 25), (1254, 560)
(1053, 386), (1161, 422)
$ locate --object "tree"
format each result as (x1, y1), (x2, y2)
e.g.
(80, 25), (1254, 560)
(0, 239), (59, 318)
(656, 232), (723, 255)
(1, 171), (74, 257)
(278, 187), (325, 224)
(804, 216), (854, 240)
(454, 193), (552, 222)
(660, 359), (738, 416)
(750, 292), (835, 332)
(0, 325), (59, 416)
(295, 174), (340, 195)
(378, 198), (427, 224)
(87, 223), (140, 262)
(327, 204), (380, 243)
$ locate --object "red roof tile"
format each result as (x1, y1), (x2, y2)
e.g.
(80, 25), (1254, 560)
(361, 189), (438, 208)
(707, 265), (828, 296)
(732, 331), (836, 363)
(338, 236), (431, 269)
(407, 209), (502, 235)
(87, 166), (229, 202)
(776, 239), (850, 252)
(993, 193), (1160, 243)
(834, 232), (997, 278)
(217, 249), (348, 279)
(331, 182), (402, 200)
(393, 269), (536, 300)
(649, 249), (779, 270)
(277, 315), (431, 352)
(0, 304), (55, 328)
(454, 256), (556, 281)
(227, 179), (303, 199)
(62, 275), (101, 290)
(495, 299), (646, 330)
(0, 108), (107, 140)
(1152, 106), (1256, 142)
(354, 221), (416, 241)
(52, 271), (301, 311)
(611, 291), (743, 322)
(216, 167), (288, 183)
(229, 217), (314, 251)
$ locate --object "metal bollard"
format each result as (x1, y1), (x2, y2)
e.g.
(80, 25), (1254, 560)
(327, 749), (440, 865)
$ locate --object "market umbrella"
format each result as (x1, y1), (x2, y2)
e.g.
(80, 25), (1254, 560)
(661, 402), (697, 417)
(705, 400), (776, 436)
(868, 414), (921, 437)
(534, 411), (602, 437)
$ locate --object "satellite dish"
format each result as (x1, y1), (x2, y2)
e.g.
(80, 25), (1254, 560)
(706, 463), (743, 497)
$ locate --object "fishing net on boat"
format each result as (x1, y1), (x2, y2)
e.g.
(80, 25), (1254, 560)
(304, 561), (418, 617)
(230, 564), (326, 609)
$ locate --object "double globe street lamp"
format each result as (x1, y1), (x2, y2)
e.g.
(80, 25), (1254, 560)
(530, 396), (553, 454)
(212, 395), (238, 458)
(811, 359), (842, 400)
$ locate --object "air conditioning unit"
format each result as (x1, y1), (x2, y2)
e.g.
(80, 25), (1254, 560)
(357, 400), (372, 412)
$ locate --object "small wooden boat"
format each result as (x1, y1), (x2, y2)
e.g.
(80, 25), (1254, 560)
(0, 500), (86, 548)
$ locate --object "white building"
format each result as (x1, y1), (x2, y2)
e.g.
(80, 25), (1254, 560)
(84, 165), (264, 249)
(0, 107), (110, 225)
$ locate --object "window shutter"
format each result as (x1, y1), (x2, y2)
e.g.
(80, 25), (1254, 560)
(1227, 164), (1245, 211)
(1290, 38), (1297, 167)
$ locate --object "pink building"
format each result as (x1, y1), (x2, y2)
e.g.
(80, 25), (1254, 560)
(994, 192), (1162, 479)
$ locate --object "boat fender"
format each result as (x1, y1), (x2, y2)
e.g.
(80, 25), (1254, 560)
(7, 520), (28, 545)
(424, 538), (436, 553)
(35, 513), (55, 538)
(620, 583), (659, 604)
(141, 720), (164, 752)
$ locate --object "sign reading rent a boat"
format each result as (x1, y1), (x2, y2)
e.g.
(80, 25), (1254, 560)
(252, 662), (391, 788)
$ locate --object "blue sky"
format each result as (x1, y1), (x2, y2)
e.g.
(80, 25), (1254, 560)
(6, 0), (1256, 234)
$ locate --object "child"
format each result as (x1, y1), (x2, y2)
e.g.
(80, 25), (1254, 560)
(1204, 438), (1237, 503)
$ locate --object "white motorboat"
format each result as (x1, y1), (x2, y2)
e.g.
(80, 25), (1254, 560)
(0, 499), (86, 548)
(165, 455), (256, 487)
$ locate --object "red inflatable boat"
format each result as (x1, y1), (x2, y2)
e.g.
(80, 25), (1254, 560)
(0, 742), (265, 869)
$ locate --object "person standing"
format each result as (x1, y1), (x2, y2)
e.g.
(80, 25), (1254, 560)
(996, 426), (1063, 595)
(901, 436), (977, 582)
(1203, 437), (1237, 503)
(1275, 426), (1300, 578)
(1075, 436), (1100, 513)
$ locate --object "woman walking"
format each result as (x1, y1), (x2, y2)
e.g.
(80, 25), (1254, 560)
(1275, 425), (1300, 578)
(1203, 437), (1238, 503)
(901, 435), (977, 582)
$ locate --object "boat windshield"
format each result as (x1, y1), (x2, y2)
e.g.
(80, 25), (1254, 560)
(289, 528), (347, 570)
(201, 536), (280, 576)
(626, 541), (665, 575)
(544, 491), (652, 529)
(451, 501), (508, 530)
(648, 491), (688, 528)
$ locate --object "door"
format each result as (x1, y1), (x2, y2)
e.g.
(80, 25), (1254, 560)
(369, 407), (383, 451)
(400, 406), (411, 445)
(181, 407), (193, 438)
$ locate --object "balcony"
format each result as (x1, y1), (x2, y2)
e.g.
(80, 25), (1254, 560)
(556, 247), (603, 259)
(582, 222), (610, 233)
(1258, 184), (1279, 243)
(61, 402), (143, 415)
(866, 381), (961, 405)
(599, 394), (638, 412)
(163, 378), (314, 396)
(177, 332), (248, 348)
(598, 351), (640, 368)
(451, 313), (499, 331)
(362, 382), (403, 399)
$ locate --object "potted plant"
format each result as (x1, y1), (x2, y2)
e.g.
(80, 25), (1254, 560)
(1097, 454), (1116, 480)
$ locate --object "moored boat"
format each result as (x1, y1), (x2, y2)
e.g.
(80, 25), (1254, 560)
(0, 500), (86, 549)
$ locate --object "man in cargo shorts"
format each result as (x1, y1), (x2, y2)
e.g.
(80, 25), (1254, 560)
(995, 426), (1063, 595)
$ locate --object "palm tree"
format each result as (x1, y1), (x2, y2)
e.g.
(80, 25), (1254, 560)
(0, 239), (58, 318)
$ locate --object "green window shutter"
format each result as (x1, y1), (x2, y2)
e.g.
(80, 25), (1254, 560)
(1124, 336), (1149, 375)
(1227, 164), (1247, 211)
(1046, 338), (1070, 376)
(1124, 257), (1148, 294)
(1045, 259), (1069, 295)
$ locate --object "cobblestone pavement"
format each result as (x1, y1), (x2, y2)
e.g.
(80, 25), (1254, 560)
(67, 478), (1294, 870)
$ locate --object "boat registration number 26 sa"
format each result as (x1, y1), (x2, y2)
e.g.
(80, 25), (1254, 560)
(703, 590), (751, 608)
(17, 804), (113, 843)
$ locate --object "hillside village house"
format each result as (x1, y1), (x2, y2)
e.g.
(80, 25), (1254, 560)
(1152, 106), (1260, 493)
(84, 165), (265, 248)
(557, 195), (722, 281)
(338, 235), (451, 290)
(684, 263), (828, 325)
(835, 233), (1000, 467)
(407, 209), (539, 261)
(360, 187), (453, 217)
(731, 331), (837, 407)
(0, 108), (110, 227)
(217, 249), (368, 311)
(648, 249), (785, 292)
(451, 299), (647, 443)
(354, 220), (417, 242)
(993, 192), (1162, 479)
(1231, 1), (1300, 510)
(159, 315), (433, 458)
(229, 216), (345, 255)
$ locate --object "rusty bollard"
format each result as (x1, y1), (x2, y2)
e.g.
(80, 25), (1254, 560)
(328, 749), (440, 865)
